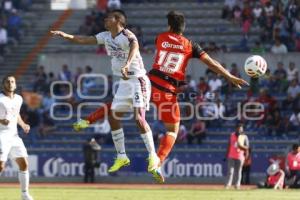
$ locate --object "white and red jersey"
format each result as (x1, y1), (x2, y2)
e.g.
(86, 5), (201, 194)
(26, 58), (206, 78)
(0, 93), (23, 137)
(287, 152), (300, 170)
(149, 31), (205, 93)
(95, 29), (146, 78)
(227, 132), (245, 161)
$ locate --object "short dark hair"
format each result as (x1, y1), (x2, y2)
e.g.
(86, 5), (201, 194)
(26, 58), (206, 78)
(167, 11), (185, 34)
(292, 144), (299, 151)
(2, 74), (15, 85)
(110, 9), (127, 27)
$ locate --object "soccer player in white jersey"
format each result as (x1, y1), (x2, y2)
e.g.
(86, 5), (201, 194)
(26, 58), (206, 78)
(0, 75), (34, 200)
(50, 10), (161, 176)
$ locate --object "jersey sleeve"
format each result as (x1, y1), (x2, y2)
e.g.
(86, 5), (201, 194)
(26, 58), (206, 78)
(94, 32), (106, 45)
(123, 30), (138, 46)
(191, 41), (205, 58)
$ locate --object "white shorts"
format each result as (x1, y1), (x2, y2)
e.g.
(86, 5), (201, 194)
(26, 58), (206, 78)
(0, 135), (28, 162)
(111, 75), (151, 112)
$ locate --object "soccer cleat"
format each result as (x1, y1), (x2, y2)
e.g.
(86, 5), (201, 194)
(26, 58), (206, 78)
(73, 119), (89, 131)
(108, 157), (130, 173)
(21, 193), (34, 200)
(150, 167), (165, 184)
(147, 154), (160, 172)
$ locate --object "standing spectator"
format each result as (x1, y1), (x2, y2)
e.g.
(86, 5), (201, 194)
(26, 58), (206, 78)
(287, 79), (300, 99)
(33, 66), (47, 93)
(83, 138), (101, 183)
(187, 119), (206, 144)
(271, 38), (288, 54)
(287, 62), (299, 82)
(285, 144), (300, 188)
(288, 110), (300, 131)
(0, 24), (7, 56)
(252, 3), (263, 26)
(225, 123), (248, 189)
(242, 147), (252, 185)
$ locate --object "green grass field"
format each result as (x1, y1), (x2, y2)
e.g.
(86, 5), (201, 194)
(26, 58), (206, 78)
(1, 187), (300, 200)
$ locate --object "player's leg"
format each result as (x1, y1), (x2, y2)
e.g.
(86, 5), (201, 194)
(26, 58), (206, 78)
(235, 159), (244, 189)
(11, 137), (34, 200)
(225, 158), (235, 189)
(107, 110), (130, 172)
(73, 102), (112, 131)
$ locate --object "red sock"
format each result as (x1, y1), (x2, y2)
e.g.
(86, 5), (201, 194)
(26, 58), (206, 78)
(86, 102), (112, 124)
(157, 134), (176, 163)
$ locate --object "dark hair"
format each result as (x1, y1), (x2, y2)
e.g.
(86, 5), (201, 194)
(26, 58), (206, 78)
(2, 74), (15, 85)
(236, 122), (244, 128)
(167, 11), (185, 34)
(110, 9), (127, 27)
(292, 144), (299, 151)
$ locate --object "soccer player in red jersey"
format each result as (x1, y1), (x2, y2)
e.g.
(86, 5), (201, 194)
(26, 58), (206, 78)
(74, 11), (248, 183)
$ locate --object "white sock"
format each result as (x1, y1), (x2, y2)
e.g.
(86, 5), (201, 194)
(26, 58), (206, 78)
(111, 128), (127, 159)
(140, 131), (156, 157)
(18, 170), (29, 194)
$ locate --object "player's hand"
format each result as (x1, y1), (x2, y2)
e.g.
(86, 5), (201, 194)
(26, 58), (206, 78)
(50, 30), (67, 38)
(121, 64), (130, 80)
(228, 75), (249, 89)
(22, 124), (30, 134)
(0, 119), (9, 126)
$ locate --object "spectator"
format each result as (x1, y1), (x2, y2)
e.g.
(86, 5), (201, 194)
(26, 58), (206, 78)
(232, 5), (242, 24)
(251, 41), (265, 54)
(225, 123), (248, 189)
(288, 110), (300, 131)
(73, 66), (83, 85)
(187, 120), (206, 144)
(177, 124), (188, 143)
(208, 74), (222, 92)
(282, 94), (295, 111)
(222, 0), (237, 19)
(33, 65), (47, 93)
(186, 75), (197, 92)
(285, 144), (300, 188)
(264, 1), (275, 19)
(287, 62), (299, 82)
(287, 79), (300, 99)
(58, 64), (72, 82)
(83, 138), (101, 183)
(107, 0), (121, 10)
(230, 63), (240, 78)
(293, 14), (300, 36)
(82, 65), (97, 95)
(38, 91), (56, 137)
(252, 3), (264, 26)
(274, 62), (287, 79)
(271, 38), (288, 54)
(7, 9), (22, 41)
(0, 24), (7, 56)
(197, 77), (209, 95)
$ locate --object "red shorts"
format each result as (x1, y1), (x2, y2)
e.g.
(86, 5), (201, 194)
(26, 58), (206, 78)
(151, 87), (180, 123)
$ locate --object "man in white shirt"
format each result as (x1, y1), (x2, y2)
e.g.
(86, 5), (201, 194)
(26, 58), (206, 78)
(271, 38), (288, 54)
(0, 75), (34, 200)
(208, 74), (222, 92)
(51, 10), (161, 177)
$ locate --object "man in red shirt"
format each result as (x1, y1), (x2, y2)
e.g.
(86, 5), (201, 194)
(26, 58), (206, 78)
(286, 144), (300, 188)
(73, 11), (248, 183)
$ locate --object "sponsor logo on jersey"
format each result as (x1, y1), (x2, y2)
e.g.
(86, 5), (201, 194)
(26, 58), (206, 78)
(161, 42), (183, 50)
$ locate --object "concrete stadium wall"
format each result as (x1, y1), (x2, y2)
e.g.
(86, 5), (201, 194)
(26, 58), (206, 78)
(39, 53), (300, 81)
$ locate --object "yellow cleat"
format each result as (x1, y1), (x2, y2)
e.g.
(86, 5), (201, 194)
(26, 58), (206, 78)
(150, 167), (165, 184)
(73, 119), (89, 131)
(147, 154), (160, 172)
(108, 157), (130, 173)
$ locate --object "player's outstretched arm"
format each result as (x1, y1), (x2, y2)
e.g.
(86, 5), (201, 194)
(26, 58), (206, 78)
(200, 53), (249, 89)
(17, 114), (30, 134)
(50, 30), (97, 45)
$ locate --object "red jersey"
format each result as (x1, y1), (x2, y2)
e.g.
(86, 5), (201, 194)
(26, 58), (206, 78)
(149, 32), (205, 94)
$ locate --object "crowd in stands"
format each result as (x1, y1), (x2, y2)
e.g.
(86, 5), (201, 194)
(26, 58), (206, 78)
(222, 0), (300, 52)
(0, 0), (31, 60)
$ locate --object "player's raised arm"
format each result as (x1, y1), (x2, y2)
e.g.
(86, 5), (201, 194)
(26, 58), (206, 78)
(50, 30), (98, 45)
(200, 53), (249, 89)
